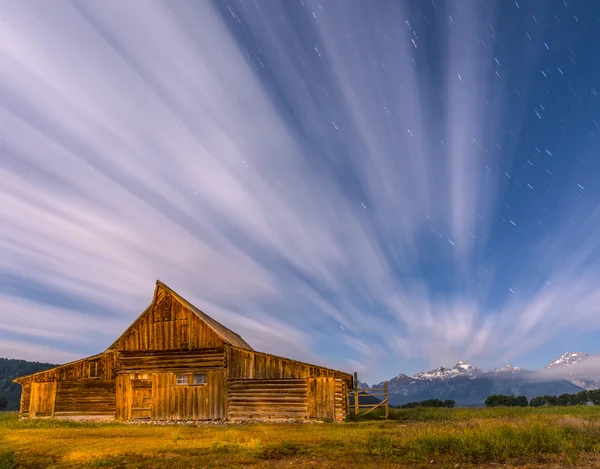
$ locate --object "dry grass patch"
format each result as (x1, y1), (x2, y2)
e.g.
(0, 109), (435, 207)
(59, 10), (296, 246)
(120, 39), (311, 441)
(1, 407), (599, 468)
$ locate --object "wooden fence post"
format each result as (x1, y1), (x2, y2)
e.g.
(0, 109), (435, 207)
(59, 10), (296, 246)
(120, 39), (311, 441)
(353, 371), (359, 417)
(384, 381), (389, 419)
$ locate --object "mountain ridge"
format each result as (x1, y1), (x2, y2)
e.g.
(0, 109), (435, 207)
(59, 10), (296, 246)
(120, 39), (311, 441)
(359, 351), (599, 406)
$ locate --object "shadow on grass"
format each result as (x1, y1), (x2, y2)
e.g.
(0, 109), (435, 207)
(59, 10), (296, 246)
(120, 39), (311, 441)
(0, 452), (15, 469)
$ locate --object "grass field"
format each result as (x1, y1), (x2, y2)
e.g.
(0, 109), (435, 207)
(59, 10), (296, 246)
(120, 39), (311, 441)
(1, 406), (599, 468)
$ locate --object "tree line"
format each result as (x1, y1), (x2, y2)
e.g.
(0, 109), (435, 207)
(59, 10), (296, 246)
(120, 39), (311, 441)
(400, 398), (456, 408)
(485, 390), (600, 407)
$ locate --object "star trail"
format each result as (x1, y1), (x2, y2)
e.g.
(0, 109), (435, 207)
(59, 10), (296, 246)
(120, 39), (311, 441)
(1, 0), (599, 383)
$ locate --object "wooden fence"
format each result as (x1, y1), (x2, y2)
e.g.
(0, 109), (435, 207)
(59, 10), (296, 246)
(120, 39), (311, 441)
(349, 372), (389, 418)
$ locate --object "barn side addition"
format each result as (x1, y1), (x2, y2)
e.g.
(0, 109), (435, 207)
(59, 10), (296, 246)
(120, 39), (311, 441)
(14, 281), (353, 422)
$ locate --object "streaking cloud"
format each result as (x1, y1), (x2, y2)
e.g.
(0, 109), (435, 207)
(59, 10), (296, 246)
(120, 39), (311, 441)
(1, 0), (599, 383)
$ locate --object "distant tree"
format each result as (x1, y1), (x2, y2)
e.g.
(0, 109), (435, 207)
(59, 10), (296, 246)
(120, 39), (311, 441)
(529, 396), (544, 407)
(0, 395), (7, 411)
(557, 393), (572, 406)
(420, 399), (446, 408)
(513, 395), (528, 407)
(525, 391), (600, 407)
(492, 395), (508, 406)
(485, 395), (505, 406)
(400, 399), (455, 409)
(485, 395), (498, 406)
(400, 402), (419, 409)
(485, 394), (527, 407)
(544, 395), (558, 406)
(573, 391), (589, 405)
(588, 390), (600, 405)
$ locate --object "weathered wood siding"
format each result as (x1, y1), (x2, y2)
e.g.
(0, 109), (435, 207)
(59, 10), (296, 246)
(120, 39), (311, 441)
(113, 290), (225, 352)
(19, 382), (31, 418)
(307, 377), (335, 420)
(227, 347), (352, 421)
(334, 378), (348, 421)
(17, 353), (117, 419)
(154, 371), (227, 420)
(27, 353), (117, 382)
(227, 348), (339, 380)
(118, 348), (225, 373)
(54, 380), (116, 418)
(227, 379), (307, 421)
(29, 381), (57, 418)
(116, 371), (227, 421)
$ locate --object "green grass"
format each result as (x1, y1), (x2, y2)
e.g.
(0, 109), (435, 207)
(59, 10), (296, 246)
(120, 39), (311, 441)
(354, 404), (600, 422)
(0, 451), (16, 469)
(1, 407), (600, 468)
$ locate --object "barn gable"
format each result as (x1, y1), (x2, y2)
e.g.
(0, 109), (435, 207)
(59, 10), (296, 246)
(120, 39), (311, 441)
(107, 280), (253, 352)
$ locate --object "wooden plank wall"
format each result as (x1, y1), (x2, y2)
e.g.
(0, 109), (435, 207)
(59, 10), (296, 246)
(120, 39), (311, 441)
(54, 380), (116, 418)
(227, 348), (339, 380)
(19, 382), (31, 418)
(227, 379), (307, 421)
(118, 348), (225, 373)
(334, 378), (347, 421)
(28, 352), (117, 382)
(153, 371), (226, 420)
(29, 381), (57, 418)
(115, 373), (139, 421)
(114, 290), (225, 352)
(116, 371), (227, 421)
(18, 353), (117, 419)
(227, 348), (351, 422)
(307, 378), (335, 420)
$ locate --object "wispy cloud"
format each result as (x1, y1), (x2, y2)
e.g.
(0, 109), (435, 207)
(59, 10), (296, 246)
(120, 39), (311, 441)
(1, 0), (598, 382)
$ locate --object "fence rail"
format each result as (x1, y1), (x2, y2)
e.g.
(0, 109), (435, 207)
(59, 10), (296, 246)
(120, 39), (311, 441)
(350, 372), (389, 418)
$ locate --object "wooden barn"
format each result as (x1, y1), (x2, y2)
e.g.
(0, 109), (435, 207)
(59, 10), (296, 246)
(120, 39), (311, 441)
(13, 281), (353, 422)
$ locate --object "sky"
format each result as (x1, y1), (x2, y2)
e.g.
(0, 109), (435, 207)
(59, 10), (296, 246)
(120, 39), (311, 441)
(0, 0), (599, 385)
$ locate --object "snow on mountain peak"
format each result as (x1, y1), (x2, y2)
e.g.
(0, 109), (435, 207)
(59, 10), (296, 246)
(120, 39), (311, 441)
(412, 361), (480, 380)
(545, 352), (590, 369)
(455, 361), (477, 371)
(494, 362), (524, 373)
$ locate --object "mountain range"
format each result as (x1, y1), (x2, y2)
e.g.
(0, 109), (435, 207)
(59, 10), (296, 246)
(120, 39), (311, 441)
(360, 352), (600, 407)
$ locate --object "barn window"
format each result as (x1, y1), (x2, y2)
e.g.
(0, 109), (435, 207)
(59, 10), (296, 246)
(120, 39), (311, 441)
(192, 374), (206, 385)
(175, 373), (207, 385)
(176, 374), (188, 385)
(89, 361), (101, 378)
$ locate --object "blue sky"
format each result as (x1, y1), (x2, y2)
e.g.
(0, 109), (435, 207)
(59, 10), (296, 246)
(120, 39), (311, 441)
(1, 0), (599, 385)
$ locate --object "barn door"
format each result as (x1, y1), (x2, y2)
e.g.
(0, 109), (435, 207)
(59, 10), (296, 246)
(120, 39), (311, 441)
(307, 377), (335, 421)
(130, 379), (152, 419)
(30, 381), (57, 418)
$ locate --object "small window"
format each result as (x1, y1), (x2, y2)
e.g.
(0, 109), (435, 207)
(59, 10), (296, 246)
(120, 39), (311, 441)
(176, 374), (188, 385)
(89, 361), (101, 378)
(192, 374), (207, 385)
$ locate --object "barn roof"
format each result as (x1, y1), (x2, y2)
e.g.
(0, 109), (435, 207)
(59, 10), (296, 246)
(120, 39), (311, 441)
(156, 280), (253, 351)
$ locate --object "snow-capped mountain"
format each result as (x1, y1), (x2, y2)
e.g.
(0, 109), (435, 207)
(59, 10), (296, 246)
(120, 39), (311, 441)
(545, 352), (590, 368)
(494, 363), (524, 373)
(413, 361), (481, 380)
(544, 352), (599, 390)
(367, 353), (598, 406)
